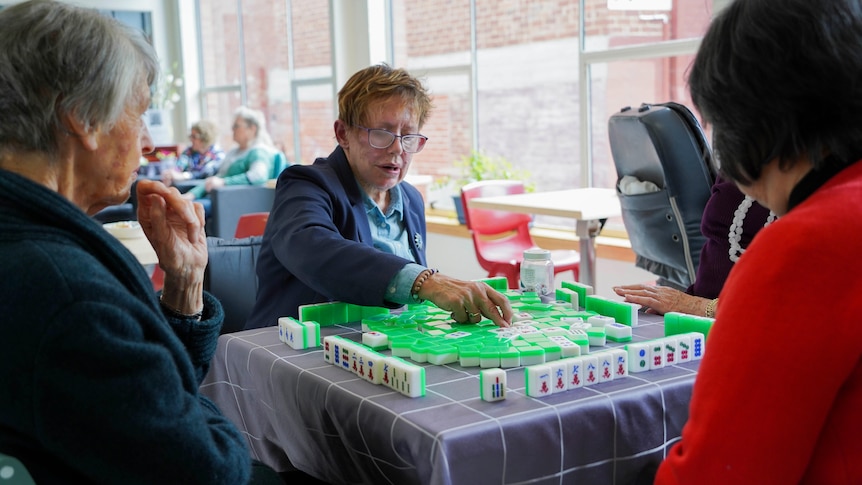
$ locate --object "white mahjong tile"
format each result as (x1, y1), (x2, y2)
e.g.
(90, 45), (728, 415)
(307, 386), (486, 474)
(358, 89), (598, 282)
(625, 342), (650, 373)
(689, 332), (706, 360)
(587, 315), (615, 327)
(364, 350), (384, 385)
(594, 351), (614, 383)
(362, 331), (389, 350)
(676, 334), (693, 363)
(479, 368), (507, 402)
(549, 360), (568, 393)
(581, 355), (600, 386)
(525, 365), (553, 397)
(649, 340), (665, 370)
(564, 357), (585, 390)
(605, 322), (633, 341)
(609, 348), (628, 378)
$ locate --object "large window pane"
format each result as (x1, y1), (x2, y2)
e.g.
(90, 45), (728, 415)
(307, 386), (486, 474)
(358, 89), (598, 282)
(295, 83), (335, 164)
(197, 0), (333, 159)
(589, 53), (699, 191)
(394, 0), (581, 220)
(288, 0), (333, 164)
(475, 0), (580, 195)
(392, 0), (472, 189)
(584, 1), (712, 50)
(198, 0), (243, 88)
(291, 0), (331, 70)
(202, 90), (244, 151)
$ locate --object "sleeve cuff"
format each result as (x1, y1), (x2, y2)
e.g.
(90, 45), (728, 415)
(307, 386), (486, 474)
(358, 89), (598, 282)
(386, 263), (426, 305)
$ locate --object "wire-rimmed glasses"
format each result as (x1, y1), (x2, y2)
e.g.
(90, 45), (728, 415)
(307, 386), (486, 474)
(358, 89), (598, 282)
(355, 125), (428, 153)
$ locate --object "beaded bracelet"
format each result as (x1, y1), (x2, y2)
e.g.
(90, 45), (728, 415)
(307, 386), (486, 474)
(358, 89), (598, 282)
(159, 295), (203, 321)
(704, 298), (719, 319)
(410, 268), (438, 303)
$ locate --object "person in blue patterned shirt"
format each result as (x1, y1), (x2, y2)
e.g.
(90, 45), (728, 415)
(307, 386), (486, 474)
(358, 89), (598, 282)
(162, 119), (225, 185)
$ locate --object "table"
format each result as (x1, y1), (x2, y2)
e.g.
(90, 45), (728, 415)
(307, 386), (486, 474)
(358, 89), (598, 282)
(117, 235), (158, 266)
(467, 188), (621, 289)
(200, 314), (698, 485)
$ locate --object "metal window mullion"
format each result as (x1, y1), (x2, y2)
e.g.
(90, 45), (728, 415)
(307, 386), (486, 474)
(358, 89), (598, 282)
(470, 0), (478, 151)
(237, 0), (247, 105)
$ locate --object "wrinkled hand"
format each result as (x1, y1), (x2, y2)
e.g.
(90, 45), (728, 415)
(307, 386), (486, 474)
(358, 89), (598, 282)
(418, 273), (513, 327)
(137, 179), (208, 314)
(612, 284), (708, 316)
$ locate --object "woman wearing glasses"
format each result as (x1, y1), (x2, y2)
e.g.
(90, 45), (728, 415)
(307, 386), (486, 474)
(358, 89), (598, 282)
(248, 64), (512, 329)
(162, 119), (225, 185)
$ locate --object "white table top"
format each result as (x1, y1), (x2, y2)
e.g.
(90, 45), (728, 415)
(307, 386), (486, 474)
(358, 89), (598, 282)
(117, 235), (158, 266)
(467, 187), (621, 221)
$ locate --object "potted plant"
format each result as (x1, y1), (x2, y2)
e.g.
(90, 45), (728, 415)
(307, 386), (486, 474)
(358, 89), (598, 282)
(435, 150), (534, 224)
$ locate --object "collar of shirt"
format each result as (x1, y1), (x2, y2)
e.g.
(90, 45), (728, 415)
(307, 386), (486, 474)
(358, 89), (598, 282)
(361, 184), (415, 262)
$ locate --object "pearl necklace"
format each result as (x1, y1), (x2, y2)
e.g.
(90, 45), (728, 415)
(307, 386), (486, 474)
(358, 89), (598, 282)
(728, 195), (777, 262)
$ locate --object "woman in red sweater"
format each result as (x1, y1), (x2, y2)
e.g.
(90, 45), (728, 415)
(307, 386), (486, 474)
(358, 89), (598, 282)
(654, 0), (862, 483)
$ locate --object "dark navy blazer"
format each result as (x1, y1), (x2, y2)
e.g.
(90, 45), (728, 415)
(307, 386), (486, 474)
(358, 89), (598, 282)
(247, 145), (427, 327)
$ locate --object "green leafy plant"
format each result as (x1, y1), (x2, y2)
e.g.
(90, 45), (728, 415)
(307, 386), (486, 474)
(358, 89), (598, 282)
(151, 62), (183, 111)
(438, 149), (535, 193)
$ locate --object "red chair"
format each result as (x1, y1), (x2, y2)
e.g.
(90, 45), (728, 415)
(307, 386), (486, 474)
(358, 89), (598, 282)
(460, 180), (580, 289)
(151, 265), (165, 292)
(234, 212), (270, 238)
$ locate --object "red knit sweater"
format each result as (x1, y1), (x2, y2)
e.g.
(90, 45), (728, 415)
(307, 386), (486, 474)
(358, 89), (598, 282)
(656, 161), (862, 484)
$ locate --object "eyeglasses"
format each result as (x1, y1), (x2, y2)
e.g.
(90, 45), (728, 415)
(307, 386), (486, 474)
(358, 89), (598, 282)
(189, 133), (202, 140)
(355, 125), (428, 153)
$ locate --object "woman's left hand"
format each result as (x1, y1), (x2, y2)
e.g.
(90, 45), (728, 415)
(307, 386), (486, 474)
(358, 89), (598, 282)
(136, 179), (207, 314)
(612, 283), (708, 316)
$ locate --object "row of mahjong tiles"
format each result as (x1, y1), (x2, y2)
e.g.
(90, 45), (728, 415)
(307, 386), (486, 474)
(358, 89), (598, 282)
(285, 278), (715, 371)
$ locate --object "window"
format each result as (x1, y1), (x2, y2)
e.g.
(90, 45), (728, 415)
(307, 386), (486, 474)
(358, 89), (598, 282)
(189, 0), (719, 231)
(196, 0), (333, 163)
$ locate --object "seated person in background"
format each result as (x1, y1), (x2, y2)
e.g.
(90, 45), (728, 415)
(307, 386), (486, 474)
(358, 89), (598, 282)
(247, 64), (513, 329)
(161, 119), (225, 185)
(653, 0), (862, 482)
(183, 106), (277, 212)
(613, 177), (773, 317)
(0, 1), (251, 482)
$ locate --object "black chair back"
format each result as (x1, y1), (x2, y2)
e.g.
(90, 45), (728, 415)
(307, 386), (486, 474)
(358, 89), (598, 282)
(608, 102), (715, 290)
(205, 236), (263, 334)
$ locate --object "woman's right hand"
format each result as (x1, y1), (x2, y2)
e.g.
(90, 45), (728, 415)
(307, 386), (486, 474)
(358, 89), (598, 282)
(136, 179), (208, 315)
(417, 273), (513, 327)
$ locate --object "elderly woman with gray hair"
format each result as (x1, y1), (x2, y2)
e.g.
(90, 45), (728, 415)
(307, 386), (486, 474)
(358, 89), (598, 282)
(0, 1), (254, 482)
(183, 106), (279, 203)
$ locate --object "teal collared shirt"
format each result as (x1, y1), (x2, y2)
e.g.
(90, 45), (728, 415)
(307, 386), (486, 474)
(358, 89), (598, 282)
(361, 184), (426, 305)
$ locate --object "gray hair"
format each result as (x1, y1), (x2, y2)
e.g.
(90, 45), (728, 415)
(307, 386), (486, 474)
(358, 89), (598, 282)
(0, 0), (159, 158)
(235, 106), (274, 149)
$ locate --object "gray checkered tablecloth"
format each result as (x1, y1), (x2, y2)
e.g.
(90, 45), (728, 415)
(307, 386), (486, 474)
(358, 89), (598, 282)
(199, 313), (698, 485)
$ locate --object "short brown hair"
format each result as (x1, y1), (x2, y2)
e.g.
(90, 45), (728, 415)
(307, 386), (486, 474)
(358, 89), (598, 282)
(338, 64), (432, 129)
